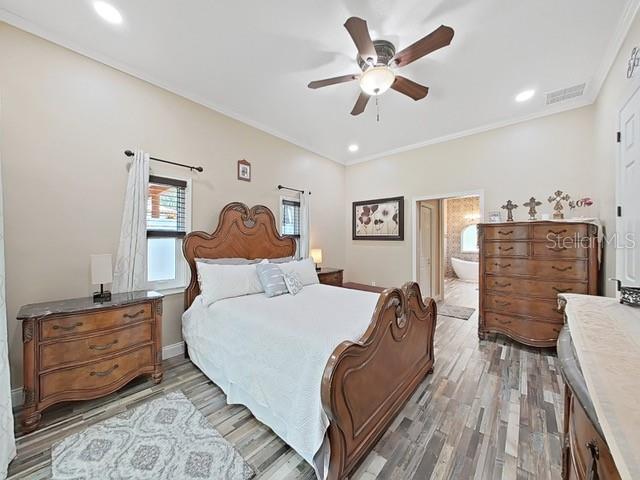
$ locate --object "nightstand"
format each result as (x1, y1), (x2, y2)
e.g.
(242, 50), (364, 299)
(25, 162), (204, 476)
(317, 267), (344, 287)
(17, 290), (163, 432)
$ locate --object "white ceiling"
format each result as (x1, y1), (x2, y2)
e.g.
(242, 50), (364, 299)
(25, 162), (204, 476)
(0, 0), (637, 164)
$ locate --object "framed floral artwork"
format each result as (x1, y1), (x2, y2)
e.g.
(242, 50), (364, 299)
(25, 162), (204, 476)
(352, 196), (404, 240)
(237, 159), (251, 182)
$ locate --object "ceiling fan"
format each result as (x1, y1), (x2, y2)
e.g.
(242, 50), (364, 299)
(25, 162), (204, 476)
(308, 17), (454, 116)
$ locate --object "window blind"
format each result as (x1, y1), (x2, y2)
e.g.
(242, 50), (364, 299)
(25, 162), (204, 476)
(147, 175), (187, 238)
(281, 199), (300, 237)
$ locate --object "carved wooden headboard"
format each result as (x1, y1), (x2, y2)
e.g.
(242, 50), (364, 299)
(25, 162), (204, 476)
(182, 202), (296, 309)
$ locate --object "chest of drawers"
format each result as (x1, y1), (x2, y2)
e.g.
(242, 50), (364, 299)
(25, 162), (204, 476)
(17, 290), (163, 432)
(478, 222), (599, 347)
(317, 267), (344, 287)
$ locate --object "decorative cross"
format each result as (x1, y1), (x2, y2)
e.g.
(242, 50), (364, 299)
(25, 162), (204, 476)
(501, 200), (518, 222)
(547, 190), (571, 219)
(523, 197), (542, 221)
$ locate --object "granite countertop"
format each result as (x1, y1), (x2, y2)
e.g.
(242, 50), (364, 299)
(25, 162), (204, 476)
(17, 290), (163, 320)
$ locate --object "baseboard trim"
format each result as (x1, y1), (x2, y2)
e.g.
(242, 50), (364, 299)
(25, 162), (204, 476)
(162, 341), (185, 360)
(11, 341), (186, 408)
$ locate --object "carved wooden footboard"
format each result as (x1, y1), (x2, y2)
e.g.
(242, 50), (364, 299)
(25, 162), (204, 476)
(322, 282), (437, 480)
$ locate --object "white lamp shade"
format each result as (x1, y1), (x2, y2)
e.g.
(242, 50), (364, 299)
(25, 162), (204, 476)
(91, 254), (113, 285)
(310, 249), (323, 264)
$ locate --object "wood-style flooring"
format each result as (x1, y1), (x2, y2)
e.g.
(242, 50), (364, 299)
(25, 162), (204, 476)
(9, 300), (563, 479)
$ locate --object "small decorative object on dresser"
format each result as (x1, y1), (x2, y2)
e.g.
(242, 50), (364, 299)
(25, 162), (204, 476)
(523, 197), (542, 221)
(548, 190), (571, 219)
(353, 196), (404, 240)
(90, 254), (113, 303)
(500, 200), (518, 222)
(237, 159), (251, 182)
(478, 221), (599, 347)
(17, 290), (163, 432)
(316, 267), (343, 287)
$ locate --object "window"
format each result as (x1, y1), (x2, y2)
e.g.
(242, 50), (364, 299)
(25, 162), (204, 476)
(461, 224), (479, 253)
(280, 197), (300, 237)
(146, 175), (191, 290)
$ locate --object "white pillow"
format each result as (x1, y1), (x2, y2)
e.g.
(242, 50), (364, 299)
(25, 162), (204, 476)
(278, 258), (319, 286)
(196, 261), (264, 306)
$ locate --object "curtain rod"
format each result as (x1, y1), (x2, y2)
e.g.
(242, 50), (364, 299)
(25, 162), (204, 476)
(277, 184), (311, 195)
(124, 150), (204, 172)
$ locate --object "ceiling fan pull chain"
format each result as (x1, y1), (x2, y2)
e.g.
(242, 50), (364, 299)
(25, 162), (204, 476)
(376, 96), (380, 122)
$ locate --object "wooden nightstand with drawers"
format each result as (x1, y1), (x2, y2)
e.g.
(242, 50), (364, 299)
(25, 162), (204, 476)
(317, 267), (344, 287)
(17, 290), (163, 432)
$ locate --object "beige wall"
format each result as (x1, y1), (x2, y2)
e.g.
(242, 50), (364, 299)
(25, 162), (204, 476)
(444, 196), (480, 278)
(592, 10), (640, 296)
(344, 106), (596, 288)
(0, 23), (345, 388)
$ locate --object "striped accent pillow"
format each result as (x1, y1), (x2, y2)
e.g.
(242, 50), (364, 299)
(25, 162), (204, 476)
(256, 263), (288, 298)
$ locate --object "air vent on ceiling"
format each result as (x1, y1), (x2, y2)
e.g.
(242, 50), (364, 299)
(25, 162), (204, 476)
(545, 83), (586, 105)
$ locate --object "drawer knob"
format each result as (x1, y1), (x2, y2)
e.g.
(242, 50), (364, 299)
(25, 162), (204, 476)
(586, 440), (599, 480)
(548, 229), (568, 235)
(493, 263), (511, 268)
(552, 287), (572, 293)
(52, 322), (83, 331)
(494, 282), (512, 288)
(552, 265), (572, 272)
(549, 246), (568, 252)
(90, 364), (119, 377)
(89, 339), (119, 351)
(123, 309), (145, 320)
(498, 230), (514, 235)
(498, 246), (514, 252)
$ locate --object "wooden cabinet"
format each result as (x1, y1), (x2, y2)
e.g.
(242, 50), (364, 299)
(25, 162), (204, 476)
(317, 267), (344, 287)
(558, 328), (621, 480)
(478, 221), (598, 347)
(17, 290), (163, 432)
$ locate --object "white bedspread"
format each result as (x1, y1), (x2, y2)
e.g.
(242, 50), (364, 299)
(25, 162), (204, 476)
(182, 284), (379, 478)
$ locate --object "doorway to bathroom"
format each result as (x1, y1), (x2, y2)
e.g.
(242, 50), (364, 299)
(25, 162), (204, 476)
(413, 191), (483, 316)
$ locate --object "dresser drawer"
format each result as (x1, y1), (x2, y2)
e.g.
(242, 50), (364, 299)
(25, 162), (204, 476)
(533, 223), (588, 241)
(40, 323), (152, 370)
(485, 275), (588, 299)
(485, 258), (587, 281)
(39, 345), (153, 402)
(483, 225), (530, 241)
(484, 294), (563, 323)
(483, 312), (561, 343)
(41, 304), (153, 340)
(319, 271), (343, 287)
(483, 241), (529, 257)
(532, 241), (589, 259)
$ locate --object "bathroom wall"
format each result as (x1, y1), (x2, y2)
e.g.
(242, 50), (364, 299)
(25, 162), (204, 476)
(444, 196), (480, 278)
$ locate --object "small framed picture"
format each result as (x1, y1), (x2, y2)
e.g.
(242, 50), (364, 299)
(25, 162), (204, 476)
(488, 210), (502, 223)
(237, 159), (251, 182)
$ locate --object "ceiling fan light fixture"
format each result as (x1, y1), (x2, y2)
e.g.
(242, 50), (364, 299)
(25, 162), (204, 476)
(359, 66), (395, 96)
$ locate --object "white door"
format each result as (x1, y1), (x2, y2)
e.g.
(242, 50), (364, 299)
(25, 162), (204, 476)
(618, 87), (640, 286)
(419, 204), (433, 297)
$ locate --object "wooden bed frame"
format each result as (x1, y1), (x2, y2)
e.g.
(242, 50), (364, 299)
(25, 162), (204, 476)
(183, 202), (437, 480)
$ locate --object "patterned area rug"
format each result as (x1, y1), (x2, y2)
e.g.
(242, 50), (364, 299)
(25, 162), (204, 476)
(52, 391), (254, 480)
(437, 303), (476, 320)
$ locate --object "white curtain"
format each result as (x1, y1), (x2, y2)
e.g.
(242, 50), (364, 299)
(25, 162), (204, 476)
(0, 160), (16, 478)
(112, 150), (149, 293)
(298, 191), (310, 259)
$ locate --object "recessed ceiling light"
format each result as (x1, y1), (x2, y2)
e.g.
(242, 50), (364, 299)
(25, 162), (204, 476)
(94, 1), (123, 24)
(515, 89), (535, 103)
(348, 144), (359, 153)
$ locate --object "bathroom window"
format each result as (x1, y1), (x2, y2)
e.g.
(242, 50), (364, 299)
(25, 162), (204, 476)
(461, 224), (479, 253)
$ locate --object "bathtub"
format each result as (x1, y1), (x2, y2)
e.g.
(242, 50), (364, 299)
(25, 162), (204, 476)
(451, 257), (479, 283)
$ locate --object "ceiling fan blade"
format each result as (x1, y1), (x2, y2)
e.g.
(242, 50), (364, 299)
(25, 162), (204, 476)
(393, 25), (454, 68)
(344, 17), (377, 65)
(350, 92), (370, 115)
(391, 76), (429, 100)
(308, 74), (360, 89)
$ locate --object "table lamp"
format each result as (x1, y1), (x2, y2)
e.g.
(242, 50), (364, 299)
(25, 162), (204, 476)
(91, 254), (113, 302)
(310, 248), (323, 271)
